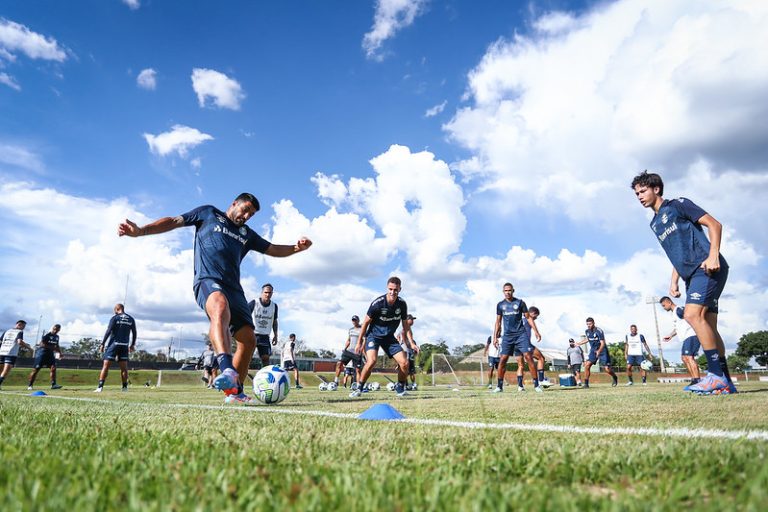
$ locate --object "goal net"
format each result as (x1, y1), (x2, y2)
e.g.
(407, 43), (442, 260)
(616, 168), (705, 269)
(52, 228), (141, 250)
(429, 353), (486, 387)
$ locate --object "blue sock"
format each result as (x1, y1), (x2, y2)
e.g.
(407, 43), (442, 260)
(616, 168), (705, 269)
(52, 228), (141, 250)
(642, 375), (646, 384)
(585, 379), (589, 386)
(497, 378), (504, 389)
(517, 376), (523, 387)
(704, 349), (724, 377)
(628, 376), (633, 383)
(538, 370), (545, 381)
(533, 378), (539, 388)
(216, 353), (234, 373)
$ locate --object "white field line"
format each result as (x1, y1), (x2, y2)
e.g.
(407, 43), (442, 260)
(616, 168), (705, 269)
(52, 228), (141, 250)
(6, 392), (768, 442)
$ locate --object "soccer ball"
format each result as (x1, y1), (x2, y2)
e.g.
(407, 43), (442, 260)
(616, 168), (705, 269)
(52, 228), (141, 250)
(318, 382), (328, 391)
(407, 383), (418, 391)
(369, 381), (381, 391)
(640, 360), (653, 371)
(350, 382), (360, 391)
(252, 365), (290, 404)
(327, 381), (338, 391)
(386, 382), (396, 391)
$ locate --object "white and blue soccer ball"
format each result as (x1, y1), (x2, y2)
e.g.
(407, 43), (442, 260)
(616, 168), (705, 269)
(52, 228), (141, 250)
(640, 360), (653, 371)
(369, 381), (381, 391)
(350, 382), (360, 391)
(252, 365), (290, 404)
(407, 383), (418, 391)
(318, 382), (328, 391)
(386, 382), (396, 391)
(327, 381), (338, 391)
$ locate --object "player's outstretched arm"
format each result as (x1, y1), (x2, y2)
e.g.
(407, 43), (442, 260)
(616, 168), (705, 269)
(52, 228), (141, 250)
(697, 213), (722, 274)
(118, 216), (184, 238)
(265, 237), (312, 257)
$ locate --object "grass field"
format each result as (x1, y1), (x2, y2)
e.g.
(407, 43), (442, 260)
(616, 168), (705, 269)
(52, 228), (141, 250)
(1, 369), (767, 511)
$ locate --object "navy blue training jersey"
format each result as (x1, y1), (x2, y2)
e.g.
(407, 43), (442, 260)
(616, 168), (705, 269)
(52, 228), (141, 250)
(39, 332), (60, 353)
(181, 205), (271, 292)
(103, 313), (137, 346)
(365, 295), (407, 340)
(496, 298), (528, 336)
(651, 198), (728, 280)
(585, 326), (605, 352)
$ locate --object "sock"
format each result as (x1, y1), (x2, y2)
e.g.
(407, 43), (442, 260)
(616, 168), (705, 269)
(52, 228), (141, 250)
(295, 378), (300, 386)
(538, 370), (545, 382)
(215, 353), (235, 373)
(516, 376), (523, 387)
(98, 379), (105, 388)
(497, 378), (504, 389)
(612, 375), (618, 383)
(237, 384), (243, 394)
(585, 379), (589, 386)
(29, 378), (35, 387)
(628, 376), (633, 383)
(703, 349), (724, 377)
(0, 376), (5, 385)
(642, 376), (646, 384)
(359, 380), (367, 390)
(720, 358), (732, 383)
(334, 376), (339, 384)
(122, 382), (128, 389)
(533, 378), (539, 388)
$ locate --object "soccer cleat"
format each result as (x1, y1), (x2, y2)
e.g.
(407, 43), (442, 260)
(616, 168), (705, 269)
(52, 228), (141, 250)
(534, 386), (543, 393)
(121, 387), (128, 392)
(584, 383), (590, 389)
(540, 379), (553, 388)
(517, 386), (525, 392)
(625, 381), (634, 387)
(213, 368), (240, 396)
(295, 384), (303, 390)
(726, 380), (738, 394)
(642, 382), (647, 386)
(491, 387), (503, 393)
(93, 387), (103, 393)
(51, 384), (63, 390)
(487, 384), (494, 389)
(27, 386), (33, 390)
(349, 389), (361, 398)
(224, 392), (253, 404)
(611, 379), (618, 387)
(688, 373), (729, 395)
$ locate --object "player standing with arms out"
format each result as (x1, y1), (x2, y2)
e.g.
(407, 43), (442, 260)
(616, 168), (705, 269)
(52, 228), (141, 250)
(351, 277), (418, 398)
(94, 303), (136, 393)
(632, 171), (735, 394)
(660, 296), (702, 387)
(249, 283), (279, 369)
(334, 315), (362, 386)
(27, 324), (63, 390)
(0, 320), (30, 389)
(118, 193), (312, 403)
(492, 283), (542, 393)
(577, 317), (618, 388)
(624, 324), (653, 386)
(281, 333), (302, 389)
(483, 335), (500, 389)
(566, 338), (584, 386)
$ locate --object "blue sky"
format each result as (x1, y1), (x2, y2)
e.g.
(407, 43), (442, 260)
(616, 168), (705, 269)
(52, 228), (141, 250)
(1, 0), (766, 360)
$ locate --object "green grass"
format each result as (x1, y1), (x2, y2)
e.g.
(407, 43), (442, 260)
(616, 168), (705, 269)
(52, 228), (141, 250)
(1, 369), (767, 511)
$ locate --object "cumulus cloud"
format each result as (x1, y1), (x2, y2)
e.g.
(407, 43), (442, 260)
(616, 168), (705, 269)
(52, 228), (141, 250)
(363, 0), (428, 60)
(122, 0), (141, 9)
(0, 71), (20, 91)
(424, 100), (446, 118)
(136, 68), (157, 90)
(191, 68), (245, 110)
(143, 124), (213, 158)
(0, 18), (68, 62)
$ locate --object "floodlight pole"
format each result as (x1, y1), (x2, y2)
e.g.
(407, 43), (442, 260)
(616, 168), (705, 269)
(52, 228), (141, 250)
(645, 296), (666, 372)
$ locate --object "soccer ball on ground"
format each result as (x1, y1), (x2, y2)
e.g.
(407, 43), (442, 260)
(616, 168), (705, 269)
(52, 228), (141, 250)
(318, 382), (328, 391)
(350, 382), (360, 391)
(252, 365), (290, 404)
(406, 383), (418, 391)
(369, 381), (381, 391)
(327, 381), (338, 391)
(640, 360), (653, 371)
(386, 382), (396, 391)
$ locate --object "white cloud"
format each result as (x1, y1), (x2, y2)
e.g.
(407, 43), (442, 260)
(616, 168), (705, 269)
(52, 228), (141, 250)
(136, 68), (157, 90)
(0, 18), (68, 62)
(191, 68), (245, 110)
(143, 124), (213, 158)
(424, 100), (447, 118)
(0, 143), (43, 171)
(0, 72), (20, 91)
(122, 0), (141, 10)
(362, 0), (428, 60)
(445, 0), (768, 233)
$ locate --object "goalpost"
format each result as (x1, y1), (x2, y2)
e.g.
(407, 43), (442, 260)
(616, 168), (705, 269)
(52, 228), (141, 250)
(430, 353), (485, 387)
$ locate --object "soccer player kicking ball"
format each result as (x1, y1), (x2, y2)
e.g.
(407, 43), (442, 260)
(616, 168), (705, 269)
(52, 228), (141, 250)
(492, 283), (543, 393)
(351, 277), (418, 398)
(632, 171), (735, 394)
(118, 193), (312, 404)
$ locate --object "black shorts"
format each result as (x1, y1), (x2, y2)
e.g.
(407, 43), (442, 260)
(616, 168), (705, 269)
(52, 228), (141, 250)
(34, 350), (57, 369)
(283, 360), (296, 371)
(255, 334), (272, 358)
(340, 349), (362, 365)
(104, 344), (129, 362)
(195, 279), (253, 336)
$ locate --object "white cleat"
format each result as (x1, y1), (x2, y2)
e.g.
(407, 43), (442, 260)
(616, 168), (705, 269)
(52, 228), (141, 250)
(534, 386), (543, 393)
(540, 379), (553, 388)
(93, 387), (103, 393)
(27, 386), (33, 391)
(625, 381), (634, 386)
(517, 386), (525, 392)
(491, 387), (503, 393)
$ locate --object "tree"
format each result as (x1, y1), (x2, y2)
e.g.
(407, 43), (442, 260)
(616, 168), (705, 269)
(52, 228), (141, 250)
(726, 354), (751, 372)
(318, 349), (336, 359)
(451, 343), (485, 360)
(736, 331), (768, 367)
(417, 340), (450, 370)
(607, 342), (625, 369)
(297, 349), (319, 358)
(66, 337), (102, 358)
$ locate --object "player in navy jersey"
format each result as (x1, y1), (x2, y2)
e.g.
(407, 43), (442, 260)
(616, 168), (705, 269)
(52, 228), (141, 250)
(118, 192), (312, 404)
(576, 317), (618, 388)
(351, 276), (419, 398)
(27, 324), (63, 390)
(492, 283), (542, 393)
(94, 304), (136, 392)
(632, 171), (735, 395)
(0, 320), (31, 389)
